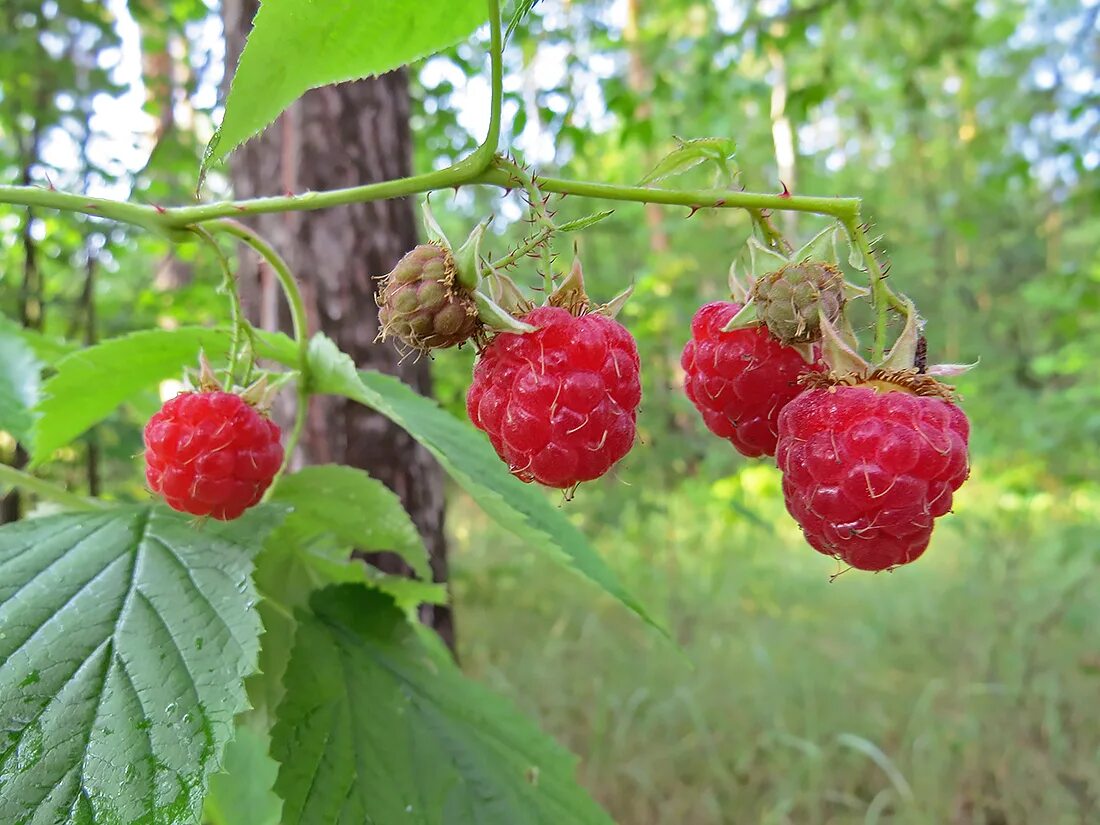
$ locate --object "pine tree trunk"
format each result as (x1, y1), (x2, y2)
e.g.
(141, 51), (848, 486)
(222, 0), (454, 650)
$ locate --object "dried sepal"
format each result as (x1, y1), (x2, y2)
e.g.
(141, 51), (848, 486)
(595, 283), (634, 319)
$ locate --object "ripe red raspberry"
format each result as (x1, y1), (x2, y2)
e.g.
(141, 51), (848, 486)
(466, 306), (641, 488)
(775, 381), (970, 571)
(681, 301), (824, 457)
(144, 390), (284, 520)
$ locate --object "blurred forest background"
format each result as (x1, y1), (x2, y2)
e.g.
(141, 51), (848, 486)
(1, 0), (1098, 822)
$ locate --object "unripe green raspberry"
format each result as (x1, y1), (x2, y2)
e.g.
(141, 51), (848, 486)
(752, 260), (844, 345)
(377, 244), (480, 351)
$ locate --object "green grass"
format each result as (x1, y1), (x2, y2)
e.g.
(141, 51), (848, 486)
(451, 467), (1100, 824)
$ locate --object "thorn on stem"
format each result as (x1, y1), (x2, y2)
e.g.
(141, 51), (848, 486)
(779, 181), (791, 198)
(686, 205), (702, 218)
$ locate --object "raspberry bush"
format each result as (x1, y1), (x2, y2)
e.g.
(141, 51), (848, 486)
(0, 0), (976, 822)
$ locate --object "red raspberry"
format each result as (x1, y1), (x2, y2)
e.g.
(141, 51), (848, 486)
(144, 390), (284, 520)
(775, 383), (970, 571)
(466, 306), (641, 488)
(681, 301), (824, 457)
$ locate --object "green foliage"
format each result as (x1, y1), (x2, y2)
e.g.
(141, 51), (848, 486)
(0, 328), (40, 442)
(0, 0), (1096, 822)
(268, 464), (431, 580)
(272, 584), (614, 825)
(305, 333), (661, 633)
(455, 474), (1100, 823)
(32, 327), (235, 462)
(206, 0), (491, 170)
(0, 505), (280, 825)
(638, 137), (737, 186)
(204, 727), (282, 825)
(0, 316), (76, 365)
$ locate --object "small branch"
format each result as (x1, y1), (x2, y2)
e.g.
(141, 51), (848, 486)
(0, 464), (108, 511)
(748, 208), (792, 255)
(473, 168), (862, 219)
(213, 220), (311, 480)
(842, 214), (905, 360)
(486, 224), (553, 272)
(191, 225), (255, 385)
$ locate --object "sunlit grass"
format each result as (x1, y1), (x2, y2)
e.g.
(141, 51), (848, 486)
(451, 471), (1100, 824)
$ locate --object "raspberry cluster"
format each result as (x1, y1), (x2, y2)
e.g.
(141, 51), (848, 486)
(466, 306), (641, 488)
(144, 390), (283, 520)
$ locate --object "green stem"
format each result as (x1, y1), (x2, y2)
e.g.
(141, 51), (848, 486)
(191, 225), (252, 384)
(0, 172), (862, 233)
(214, 220), (308, 357)
(842, 214), (905, 360)
(213, 219), (311, 474)
(748, 208), (791, 255)
(493, 156), (557, 290)
(486, 224), (553, 272)
(0, 464), (107, 511)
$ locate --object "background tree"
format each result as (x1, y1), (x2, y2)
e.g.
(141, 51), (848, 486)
(222, 0), (454, 647)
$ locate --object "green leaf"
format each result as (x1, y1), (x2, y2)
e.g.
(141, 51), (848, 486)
(0, 505), (281, 825)
(0, 325), (41, 442)
(204, 726), (283, 825)
(557, 209), (615, 233)
(205, 0), (489, 171)
(268, 464), (430, 580)
(305, 333), (662, 634)
(638, 137), (736, 186)
(0, 314), (76, 365)
(507, 0), (542, 41)
(272, 585), (615, 825)
(31, 327), (233, 463)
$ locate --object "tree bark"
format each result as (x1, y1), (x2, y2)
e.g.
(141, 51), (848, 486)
(222, 0), (454, 650)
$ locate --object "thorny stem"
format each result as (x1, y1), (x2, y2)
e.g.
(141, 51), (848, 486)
(191, 225), (253, 385)
(212, 219), (309, 475)
(0, 0), (890, 361)
(486, 224), (553, 272)
(748, 208), (792, 255)
(493, 156), (558, 291)
(842, 215), (906, 361)
(0, 463), (108, 511)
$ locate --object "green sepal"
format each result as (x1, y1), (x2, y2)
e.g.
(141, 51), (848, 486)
(547, 255), (588, 310)
(879, 299), (921, 372)
(474, 290), (537, 334)
(485, 266), (532, 315)
(719, 300), (759, 332)
(927, 360), (979, 377)
(792, 223), (843, 266)
(453, 219), (489, 292)
(819, 313), (872, 376)
(420, 197), (450, 248)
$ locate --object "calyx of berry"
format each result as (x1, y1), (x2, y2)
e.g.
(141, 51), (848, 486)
(722, 226), (865, 347)
(546, 255), (633, 319)
(813, 303), (976, 399)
